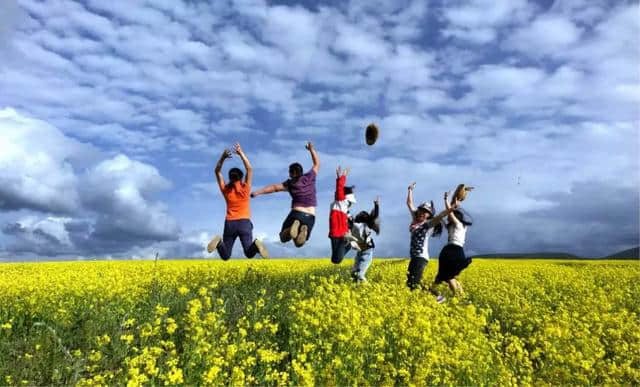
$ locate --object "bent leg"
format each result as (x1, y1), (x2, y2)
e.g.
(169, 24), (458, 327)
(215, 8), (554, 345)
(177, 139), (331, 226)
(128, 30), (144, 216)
(237, 220), (259, 258)
(217, 221), (237, 260)
(280, 212), (296, 243)
(330, 237), (350, 264)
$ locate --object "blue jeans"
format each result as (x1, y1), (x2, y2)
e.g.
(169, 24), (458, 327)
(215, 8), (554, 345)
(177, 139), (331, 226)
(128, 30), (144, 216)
(351, 248), (374, 281)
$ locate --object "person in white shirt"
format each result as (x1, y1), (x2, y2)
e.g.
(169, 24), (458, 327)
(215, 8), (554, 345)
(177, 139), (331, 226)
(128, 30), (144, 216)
(348, 196), (380, 283)
(430, 190), (473, 300)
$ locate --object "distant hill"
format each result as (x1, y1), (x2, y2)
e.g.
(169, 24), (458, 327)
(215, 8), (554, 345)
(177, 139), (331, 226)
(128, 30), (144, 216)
(471, 247), (639, 260)
(604, 247), (639, 260)
(471, 252), (581, 259)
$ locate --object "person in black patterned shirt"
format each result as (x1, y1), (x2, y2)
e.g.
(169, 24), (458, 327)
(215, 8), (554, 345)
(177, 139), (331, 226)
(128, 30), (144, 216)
(405, 182), (456, 290)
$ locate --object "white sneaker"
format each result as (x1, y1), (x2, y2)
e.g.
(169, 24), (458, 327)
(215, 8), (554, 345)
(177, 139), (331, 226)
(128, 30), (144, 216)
(254, 239), (269, 259)
(436, 295), (446, 304)
(207, 235), (221, 254)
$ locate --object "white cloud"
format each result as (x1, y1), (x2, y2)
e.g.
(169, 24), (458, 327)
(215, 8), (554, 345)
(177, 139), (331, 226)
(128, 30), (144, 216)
(504, 15), (583, 56)
(0, 108), (84, 213)
(441, 0), (536, 44)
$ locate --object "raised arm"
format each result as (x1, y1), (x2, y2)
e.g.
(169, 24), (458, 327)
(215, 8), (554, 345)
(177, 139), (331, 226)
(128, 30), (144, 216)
(306, 141), (320, 174)
(251, 183), (286, 198)
(444, 191), (461, 225)
(214, 149), (232, 192)
(406, 182), (417, 214)
(371, 196), (380, 219)
(335, 166), (348, 200)
(233, 143), (252, 186)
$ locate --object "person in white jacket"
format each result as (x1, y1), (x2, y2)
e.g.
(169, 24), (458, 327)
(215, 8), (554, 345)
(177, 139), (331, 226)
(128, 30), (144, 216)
(348, 196), (380, 283)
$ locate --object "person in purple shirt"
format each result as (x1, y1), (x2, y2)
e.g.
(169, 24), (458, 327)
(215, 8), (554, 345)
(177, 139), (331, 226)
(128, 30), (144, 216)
(251, 141), (320, 248)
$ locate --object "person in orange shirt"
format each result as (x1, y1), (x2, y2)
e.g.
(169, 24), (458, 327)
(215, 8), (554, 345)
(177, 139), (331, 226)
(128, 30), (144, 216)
(207, 143), (269, 260)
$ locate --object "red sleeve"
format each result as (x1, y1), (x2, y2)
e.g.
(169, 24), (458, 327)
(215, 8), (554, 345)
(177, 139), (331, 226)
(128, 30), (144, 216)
(335, 175), (346, 201)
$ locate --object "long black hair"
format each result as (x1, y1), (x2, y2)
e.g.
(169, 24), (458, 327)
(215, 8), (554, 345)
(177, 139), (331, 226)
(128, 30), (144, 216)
(416, 205), (444, 237)
(450, 209), (473, 227)
(226, 167), (244, 189)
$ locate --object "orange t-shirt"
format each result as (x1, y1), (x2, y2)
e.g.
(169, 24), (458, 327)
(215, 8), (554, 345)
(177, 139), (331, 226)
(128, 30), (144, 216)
(223, 180), (251, 220)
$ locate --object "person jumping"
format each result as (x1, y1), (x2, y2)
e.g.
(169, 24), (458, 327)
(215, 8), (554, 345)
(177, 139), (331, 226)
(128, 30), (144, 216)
(207, 143), (269, 260)
(328, 165), (356, 264)
(251, 141), (320, 248)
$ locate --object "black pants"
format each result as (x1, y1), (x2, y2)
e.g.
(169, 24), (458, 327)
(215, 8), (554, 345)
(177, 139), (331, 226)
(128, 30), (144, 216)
(330, 237), (351, 264)
(281, 210), (316, 240)
(406, 256), (428, 290)
(218, 219), (258, 260)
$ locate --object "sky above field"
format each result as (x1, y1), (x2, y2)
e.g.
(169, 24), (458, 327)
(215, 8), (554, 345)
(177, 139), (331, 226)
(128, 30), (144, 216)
(0, 0), (638, 261)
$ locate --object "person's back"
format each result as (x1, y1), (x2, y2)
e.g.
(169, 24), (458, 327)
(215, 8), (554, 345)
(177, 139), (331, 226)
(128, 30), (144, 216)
(224, 180), (251, 220)
(284, 169), (317, 208)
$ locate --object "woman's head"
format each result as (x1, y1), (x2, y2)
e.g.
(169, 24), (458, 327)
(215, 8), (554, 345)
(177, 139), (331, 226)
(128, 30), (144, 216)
(415, 201), (434, 222)
(289, 162), (303, 179)
(354, 210), (369, 224)
(416, 201), (443, 236)
(228, 167), (244, 183)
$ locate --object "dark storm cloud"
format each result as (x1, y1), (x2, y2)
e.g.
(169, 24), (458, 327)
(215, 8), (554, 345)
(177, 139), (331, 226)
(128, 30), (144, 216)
(466, 181), (639, 257)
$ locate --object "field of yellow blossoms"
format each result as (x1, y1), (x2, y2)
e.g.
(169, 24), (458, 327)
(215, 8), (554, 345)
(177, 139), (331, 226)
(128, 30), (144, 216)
(0, 258), (638, 385)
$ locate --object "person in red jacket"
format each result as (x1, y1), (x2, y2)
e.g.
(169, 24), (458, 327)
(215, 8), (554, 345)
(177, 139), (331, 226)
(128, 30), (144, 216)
(329, 166), (356, 264)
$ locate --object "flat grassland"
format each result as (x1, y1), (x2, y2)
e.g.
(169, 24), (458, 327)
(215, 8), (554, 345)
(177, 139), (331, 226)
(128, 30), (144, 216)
(0, 259), (638, 385)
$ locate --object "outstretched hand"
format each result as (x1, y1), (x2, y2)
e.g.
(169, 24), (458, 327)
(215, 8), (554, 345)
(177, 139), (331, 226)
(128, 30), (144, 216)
(233, 142), (243, 155)
(305, 141), (314, 151)
(374, 196), (380, 204)
(408, 182), (416, 191)
(336, 166), (350, 177)
(222, 149), (232, 159)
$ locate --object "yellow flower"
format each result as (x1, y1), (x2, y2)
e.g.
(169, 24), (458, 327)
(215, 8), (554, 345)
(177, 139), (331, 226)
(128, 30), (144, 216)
(166, 367), (183, 385)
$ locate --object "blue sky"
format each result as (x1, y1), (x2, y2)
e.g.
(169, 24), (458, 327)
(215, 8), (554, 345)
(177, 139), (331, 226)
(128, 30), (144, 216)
(0, 0), (638, 261)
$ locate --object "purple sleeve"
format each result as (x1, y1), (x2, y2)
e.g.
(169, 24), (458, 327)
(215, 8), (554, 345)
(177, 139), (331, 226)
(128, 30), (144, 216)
(303, 169), (316, 183)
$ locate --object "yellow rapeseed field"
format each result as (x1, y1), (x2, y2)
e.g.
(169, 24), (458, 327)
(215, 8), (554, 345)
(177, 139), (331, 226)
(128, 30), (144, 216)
(0, 258), (638, 385)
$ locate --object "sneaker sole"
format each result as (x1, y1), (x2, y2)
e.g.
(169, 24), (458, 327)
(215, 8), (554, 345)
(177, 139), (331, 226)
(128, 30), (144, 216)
(279, 228), (292, 243)
(207, 236), (221, 254)
(294, 225), (308, 247)
(254, 239), (269, 259)
(290, 220), (300, 240)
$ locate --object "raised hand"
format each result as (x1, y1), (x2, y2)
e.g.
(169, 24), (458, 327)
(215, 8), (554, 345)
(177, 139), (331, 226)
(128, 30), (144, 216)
(374, 196), (380, 204)
(336, 166), (342, 177)
(408, 182), (416, 191)
(222, 149), (232, 159)
(233, 142), (243, 155)
(305, 141), (314, 151)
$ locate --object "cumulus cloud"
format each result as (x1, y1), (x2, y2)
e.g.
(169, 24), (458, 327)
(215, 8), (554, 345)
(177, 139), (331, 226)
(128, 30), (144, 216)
(0, 109), (184, 257)
(0, 0), (638, 260)
(0, 108), (85, 213)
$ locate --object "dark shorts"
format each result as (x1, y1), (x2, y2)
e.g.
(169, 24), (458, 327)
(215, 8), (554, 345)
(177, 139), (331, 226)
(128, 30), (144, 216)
(281, 210), (315, 240)
(435, 244), (472, 283)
